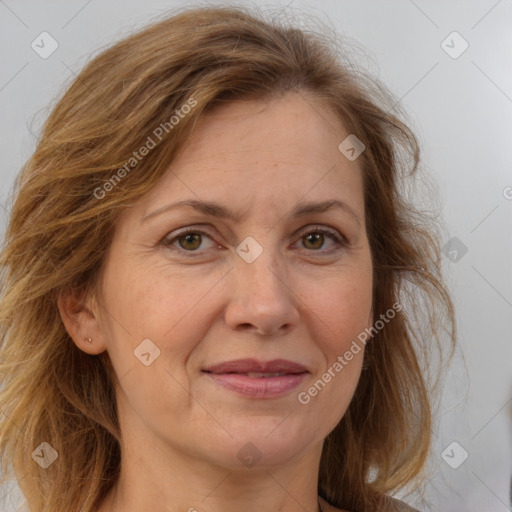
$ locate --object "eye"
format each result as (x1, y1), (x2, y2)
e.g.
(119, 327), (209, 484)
(163, 227), (218, 254)
(295, 226), (347, 253)
(162, 225), (347, 256)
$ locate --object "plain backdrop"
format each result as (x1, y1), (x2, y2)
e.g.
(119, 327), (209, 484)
(1, 1), (511, 511)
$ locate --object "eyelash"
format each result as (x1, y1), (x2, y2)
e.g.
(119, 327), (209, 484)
(162, 225), (347, 257)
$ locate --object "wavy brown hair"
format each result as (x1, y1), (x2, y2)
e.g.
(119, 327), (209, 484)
(0, 4), (456, 512)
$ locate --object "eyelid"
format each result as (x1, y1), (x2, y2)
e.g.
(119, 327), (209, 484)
(162, 224), (348, 256)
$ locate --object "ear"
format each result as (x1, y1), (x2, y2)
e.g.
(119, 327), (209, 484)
(57, 287), (108, 355)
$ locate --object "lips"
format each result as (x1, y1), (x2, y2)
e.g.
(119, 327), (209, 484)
(202, 359), (308, 398)
(203, 358), (308, 375)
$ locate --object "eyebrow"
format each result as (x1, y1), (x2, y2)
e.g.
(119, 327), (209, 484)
(141, 198), (361, 227)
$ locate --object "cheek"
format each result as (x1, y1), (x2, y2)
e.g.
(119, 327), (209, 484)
(300, 275), (371, 415)
(104, 256), (201, 333)
(102, 269), (203, 428)
(102, 266), (221, 388)
(301, 282), (370, 427)
(312, 275), (373, 352)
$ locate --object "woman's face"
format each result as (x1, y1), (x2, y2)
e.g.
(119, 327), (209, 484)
(92, 92), (373, 469)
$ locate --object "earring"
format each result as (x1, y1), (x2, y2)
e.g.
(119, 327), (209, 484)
(87, 338), (92, 343)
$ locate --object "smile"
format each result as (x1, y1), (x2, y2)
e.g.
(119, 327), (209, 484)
(203, 371), (307, 398)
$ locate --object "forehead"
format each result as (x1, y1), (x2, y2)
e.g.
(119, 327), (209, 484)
(137, 92), (366, 225)
(186, 91), (351, 163)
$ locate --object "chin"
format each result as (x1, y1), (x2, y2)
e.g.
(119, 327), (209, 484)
(196, 418), (319, 471)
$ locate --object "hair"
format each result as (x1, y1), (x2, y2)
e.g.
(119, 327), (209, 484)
(0, 4), (456, 512)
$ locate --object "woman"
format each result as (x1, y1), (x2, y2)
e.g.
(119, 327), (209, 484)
(0, 5), (456, 512)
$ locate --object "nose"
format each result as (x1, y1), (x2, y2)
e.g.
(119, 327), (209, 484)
(224, 245), (300, 337)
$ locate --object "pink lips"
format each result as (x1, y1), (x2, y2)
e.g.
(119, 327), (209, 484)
(202, 358), (308, 398)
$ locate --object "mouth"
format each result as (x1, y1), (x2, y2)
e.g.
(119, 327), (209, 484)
(228, 372), (292, 378)
(203, 358), (308, 374)
(202, 359), (309, 398)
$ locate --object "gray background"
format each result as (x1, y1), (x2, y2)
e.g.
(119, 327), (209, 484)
(1, 1), (511, 511)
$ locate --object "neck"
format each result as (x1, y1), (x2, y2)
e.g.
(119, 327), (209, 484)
(102, 432), (324, 512)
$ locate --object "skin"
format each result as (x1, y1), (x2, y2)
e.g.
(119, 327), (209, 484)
(58, 91), (374, 512)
